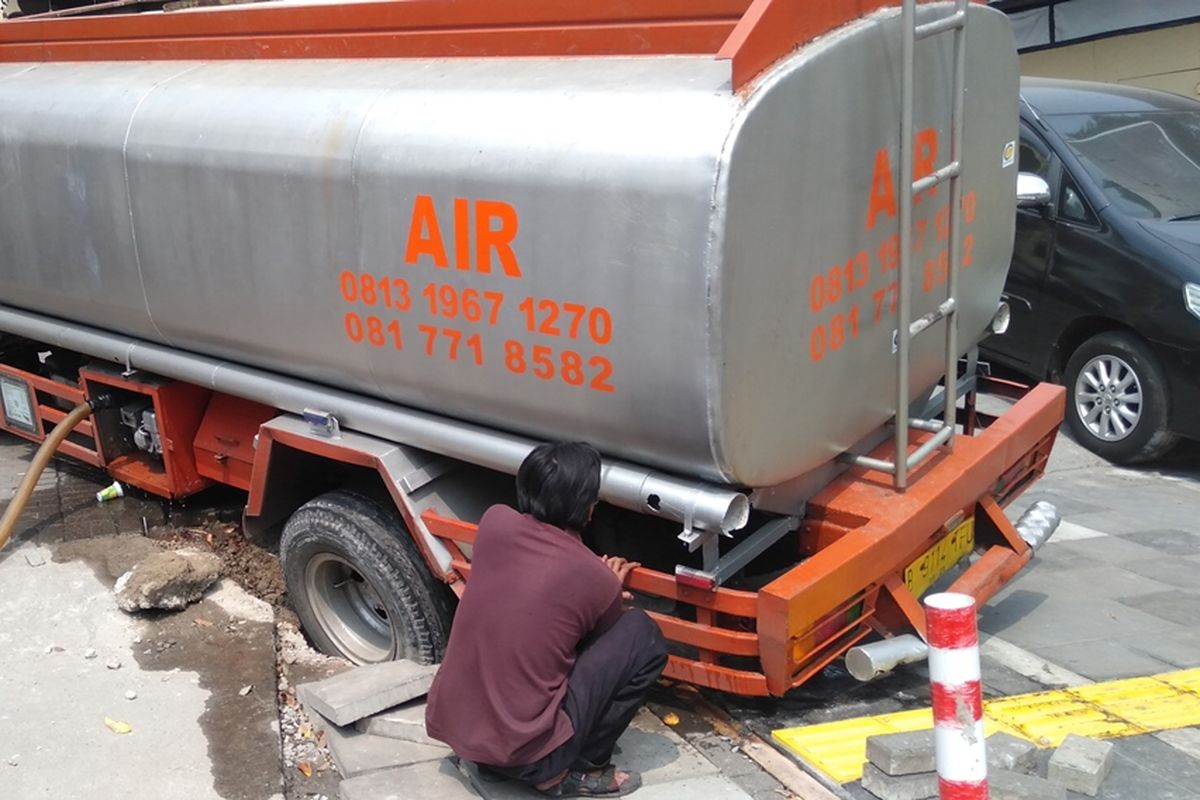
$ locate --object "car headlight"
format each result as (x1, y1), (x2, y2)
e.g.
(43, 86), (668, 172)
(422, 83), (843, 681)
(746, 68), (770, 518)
(1187, 283), (1200, 321)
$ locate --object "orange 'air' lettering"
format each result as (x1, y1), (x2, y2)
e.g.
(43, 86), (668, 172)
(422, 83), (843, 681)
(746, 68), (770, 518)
(475, 200), (522, 278)
(866, 148), (897, 230)
(405, 195), (449, 268)
(913, 128), (938, 204)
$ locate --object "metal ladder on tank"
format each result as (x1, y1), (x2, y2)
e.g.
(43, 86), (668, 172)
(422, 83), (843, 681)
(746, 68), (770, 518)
(845, 0), (970, 490)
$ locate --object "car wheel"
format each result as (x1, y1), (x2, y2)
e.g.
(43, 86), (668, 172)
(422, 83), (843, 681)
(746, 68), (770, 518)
(281, 490), (454, 665)
(1063, 331), (1179, 463)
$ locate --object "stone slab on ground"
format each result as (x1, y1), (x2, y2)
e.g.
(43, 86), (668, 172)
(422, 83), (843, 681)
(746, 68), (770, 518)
(339, 758), (481, 800)
(987, 731), (1039, 775)
(865, 729), (935, 776)
(859, 763), (937, 800)
(989, 769), (1066, 800)
(298, 659), (437, 726)
(1048, 734), (1114, 797)
(356, 699), (442, 746)
(309, 711), (451, 778)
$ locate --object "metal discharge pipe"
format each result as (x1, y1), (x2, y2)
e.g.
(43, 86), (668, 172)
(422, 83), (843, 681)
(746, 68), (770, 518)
(0, 305), (750, 534)
(845, 634), (930, 682)
(1014, 500), (1060, 551)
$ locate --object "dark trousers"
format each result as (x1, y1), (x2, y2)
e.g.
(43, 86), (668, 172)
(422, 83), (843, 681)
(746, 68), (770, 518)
(490, 609), (668, 786)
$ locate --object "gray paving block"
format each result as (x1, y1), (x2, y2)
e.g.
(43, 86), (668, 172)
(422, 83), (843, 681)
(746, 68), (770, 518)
(465, 771), (755, 800)
(356, 699), (442, 746)
(340, 759), (480, 800)
(1120, 556), (1200, 588)
(1031, 638), (1174, 682)
(1117, 529), (1200, 556)
(455, 709), (750, 800)
(1047, 734), (1114, 797)
(298, 660), (437, 726)
(1116, 590), (1200, 627)
(859, 763), (938, 800)
(989, 769), (1066, 800)
(315, 714), (451, 778)
(865, 730), (934, 776)
(986, 731), (1038, 775)
(617, 709), (719, 783)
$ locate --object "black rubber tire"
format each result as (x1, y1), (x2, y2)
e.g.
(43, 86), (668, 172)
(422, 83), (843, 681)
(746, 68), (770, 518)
(281, 490), (454, 665)
(1063, 331), (1179, 463)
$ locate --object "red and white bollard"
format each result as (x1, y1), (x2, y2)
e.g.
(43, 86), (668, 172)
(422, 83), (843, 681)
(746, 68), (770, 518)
(925, 592), (987, 800)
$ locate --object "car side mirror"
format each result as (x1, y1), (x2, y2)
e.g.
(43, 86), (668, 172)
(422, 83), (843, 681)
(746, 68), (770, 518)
(1016, 172), (1051, 208)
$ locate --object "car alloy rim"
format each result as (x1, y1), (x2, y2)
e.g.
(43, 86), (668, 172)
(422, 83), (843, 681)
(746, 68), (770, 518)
(1075, 354), (1142, 442)
(305, 553), (394, 664)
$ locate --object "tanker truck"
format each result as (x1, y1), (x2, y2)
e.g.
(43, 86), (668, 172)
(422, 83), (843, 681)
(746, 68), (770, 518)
(0, 0), (1065, 696)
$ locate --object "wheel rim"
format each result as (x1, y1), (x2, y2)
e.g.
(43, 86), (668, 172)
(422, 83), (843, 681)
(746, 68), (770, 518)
(1074, 354), (1142, 442)
(304, 553), (394, 664)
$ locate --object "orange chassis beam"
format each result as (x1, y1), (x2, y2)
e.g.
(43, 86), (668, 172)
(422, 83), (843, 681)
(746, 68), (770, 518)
(426, 382), (1064, 697)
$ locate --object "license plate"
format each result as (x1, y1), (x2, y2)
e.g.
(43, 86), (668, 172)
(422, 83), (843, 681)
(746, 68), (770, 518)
(904, 518), (975, 599)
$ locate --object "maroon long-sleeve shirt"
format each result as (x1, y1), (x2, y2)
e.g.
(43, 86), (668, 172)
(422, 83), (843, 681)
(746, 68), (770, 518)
(425, 504), (622, 767)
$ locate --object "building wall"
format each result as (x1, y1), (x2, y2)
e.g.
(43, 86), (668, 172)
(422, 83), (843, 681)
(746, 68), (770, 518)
(1018, 22), (1200, 100)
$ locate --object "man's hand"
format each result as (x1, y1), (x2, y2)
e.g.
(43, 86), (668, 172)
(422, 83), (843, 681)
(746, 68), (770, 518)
(601, 555), (640, 601)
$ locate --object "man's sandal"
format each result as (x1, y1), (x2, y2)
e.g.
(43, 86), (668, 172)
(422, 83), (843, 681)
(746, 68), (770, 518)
(539, 766), (642, 797)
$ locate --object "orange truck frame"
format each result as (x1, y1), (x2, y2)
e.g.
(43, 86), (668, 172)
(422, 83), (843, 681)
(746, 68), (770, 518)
(0, 0), (1065, 697)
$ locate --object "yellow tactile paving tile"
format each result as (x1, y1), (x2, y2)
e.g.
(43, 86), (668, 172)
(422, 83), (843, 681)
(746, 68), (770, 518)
(1158, 667), (1200, 697)
(772, 709), (931, 783)
(1073, 677), (1200, 733)
(773, 668), (1200, 784)
(986, 690), (1141, 745)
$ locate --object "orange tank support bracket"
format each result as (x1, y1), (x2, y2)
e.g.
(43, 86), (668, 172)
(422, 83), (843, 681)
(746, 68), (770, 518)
(2, 0), (975, 91)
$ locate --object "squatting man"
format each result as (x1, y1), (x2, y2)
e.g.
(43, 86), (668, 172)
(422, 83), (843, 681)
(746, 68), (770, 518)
(427, 441), (667, 797)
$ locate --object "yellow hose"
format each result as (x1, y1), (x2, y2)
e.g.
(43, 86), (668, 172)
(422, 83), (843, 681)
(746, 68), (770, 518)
(0, 401), (94, 551)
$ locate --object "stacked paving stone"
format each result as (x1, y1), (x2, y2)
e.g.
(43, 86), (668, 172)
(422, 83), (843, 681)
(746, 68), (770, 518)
(860, 729), (1115, 799)
(296, 660), (482, 799)
(859, 728), (1116, 800)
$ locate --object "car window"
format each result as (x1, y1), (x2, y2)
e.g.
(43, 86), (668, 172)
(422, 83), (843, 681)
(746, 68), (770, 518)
(1058, 171), (1097, 226)
(1043, 109), (1200, 220)
(1019, 139), (1051, 178)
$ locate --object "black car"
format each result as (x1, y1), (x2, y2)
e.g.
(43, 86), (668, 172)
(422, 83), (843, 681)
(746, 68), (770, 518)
(982, 77), (1200, 463)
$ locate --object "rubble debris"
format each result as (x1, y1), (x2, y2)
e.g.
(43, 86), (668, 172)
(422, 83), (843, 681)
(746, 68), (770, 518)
(114, 550), (221, 612)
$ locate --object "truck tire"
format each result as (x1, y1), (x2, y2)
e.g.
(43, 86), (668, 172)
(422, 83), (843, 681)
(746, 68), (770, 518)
(281, 490), (454, 665)
(1064, 331), (1178, 463)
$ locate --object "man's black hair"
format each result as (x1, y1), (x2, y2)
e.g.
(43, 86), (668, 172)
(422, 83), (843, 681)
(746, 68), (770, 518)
(516, 441), (602, 532)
